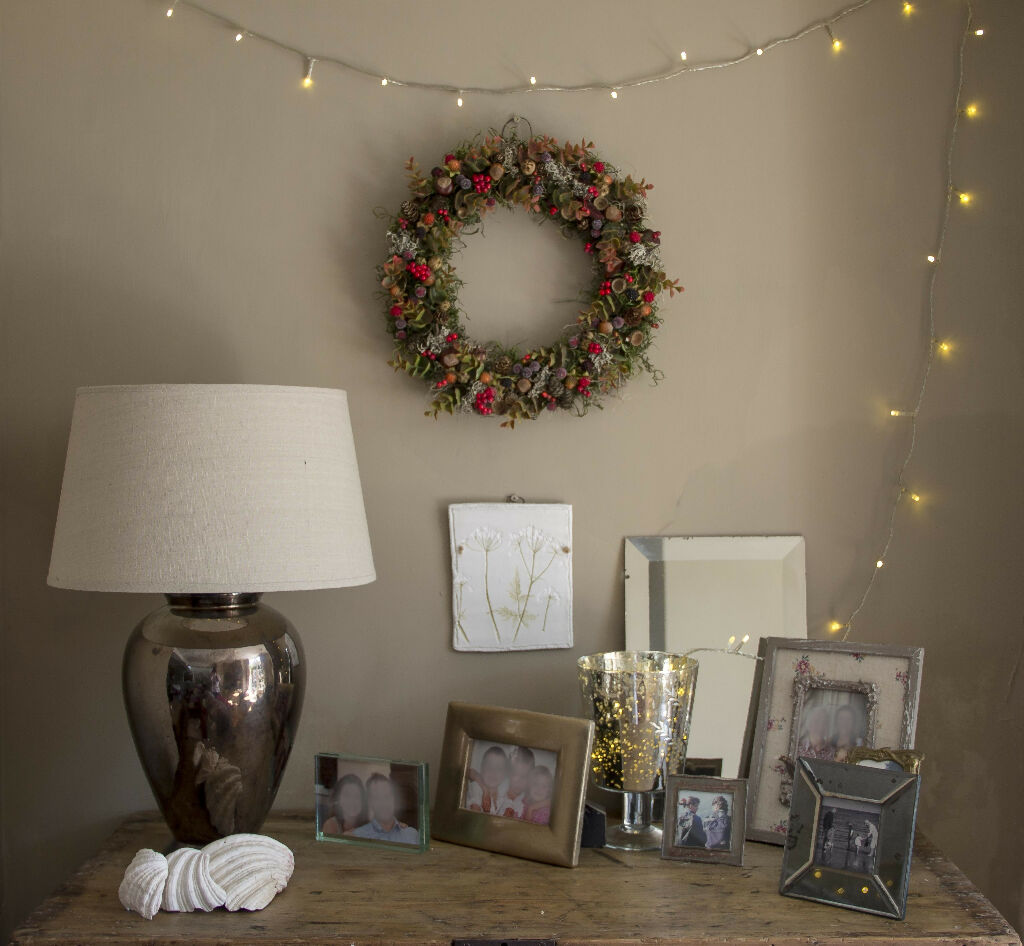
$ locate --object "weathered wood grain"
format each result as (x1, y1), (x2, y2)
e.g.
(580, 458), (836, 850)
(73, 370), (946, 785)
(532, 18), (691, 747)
(9, 812), (1020, 946)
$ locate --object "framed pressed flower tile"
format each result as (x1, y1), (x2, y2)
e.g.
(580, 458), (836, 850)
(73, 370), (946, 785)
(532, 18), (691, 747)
(449, 503), (572, 652)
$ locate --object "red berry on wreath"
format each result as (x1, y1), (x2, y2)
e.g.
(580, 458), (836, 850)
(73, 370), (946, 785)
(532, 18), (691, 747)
(594, 161), (605, 173)
(643, 291), (655, 303)
(389, 305), (402, 317)
(629, 231), (641, 243)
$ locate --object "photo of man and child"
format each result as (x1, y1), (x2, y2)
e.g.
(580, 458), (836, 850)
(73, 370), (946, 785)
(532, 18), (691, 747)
(316, 756), (423, 847)
(461, 740), (557, 827)
(814, 800), (881, 874)
(674, 790), (733, 850)
(796, 689), (870, 764)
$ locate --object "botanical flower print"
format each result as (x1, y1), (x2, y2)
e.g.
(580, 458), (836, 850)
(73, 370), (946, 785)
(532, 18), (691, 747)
(450, 504), (573, 652)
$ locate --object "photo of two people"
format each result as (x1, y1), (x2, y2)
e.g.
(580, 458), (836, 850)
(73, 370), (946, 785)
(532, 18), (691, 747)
(674, 790), (733, 850)
(796, 688), (870, 764)
(316, 755), (424, 848)
(461, 740), (558, 827)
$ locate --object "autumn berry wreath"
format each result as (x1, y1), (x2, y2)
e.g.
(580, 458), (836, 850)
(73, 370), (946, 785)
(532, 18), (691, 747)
(377, 127), (682, 426)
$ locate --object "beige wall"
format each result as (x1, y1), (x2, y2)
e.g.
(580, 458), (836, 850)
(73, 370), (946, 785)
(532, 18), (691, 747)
(2, 0), (1022, 937)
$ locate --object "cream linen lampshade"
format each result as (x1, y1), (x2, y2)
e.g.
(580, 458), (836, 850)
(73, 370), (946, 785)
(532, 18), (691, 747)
(48, 384), (375, 592)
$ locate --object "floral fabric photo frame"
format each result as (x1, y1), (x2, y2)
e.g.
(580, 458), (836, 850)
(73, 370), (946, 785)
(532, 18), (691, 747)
(743, 638), (923, 844)
(449, 503), (572, 652)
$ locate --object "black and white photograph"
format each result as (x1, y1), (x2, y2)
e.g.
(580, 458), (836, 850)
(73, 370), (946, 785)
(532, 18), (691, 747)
(315, 753), (429, 852)
(461, 739), (558, 827)
(814, 800), (881, 874)
(796, 688), (870, 763)
(662, 775), (747, 866)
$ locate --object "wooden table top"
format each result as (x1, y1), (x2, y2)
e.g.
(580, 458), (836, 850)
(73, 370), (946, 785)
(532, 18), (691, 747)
(10, 811), (1020, 946)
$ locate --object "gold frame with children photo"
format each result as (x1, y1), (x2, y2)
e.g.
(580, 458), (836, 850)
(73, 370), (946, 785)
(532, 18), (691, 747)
(431, 702), (594, 867)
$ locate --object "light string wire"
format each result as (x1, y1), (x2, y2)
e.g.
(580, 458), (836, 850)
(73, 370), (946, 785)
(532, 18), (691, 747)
(838, 0), (975, 641)
(166, 0), (879, 96)
(161, 0), (980, 644)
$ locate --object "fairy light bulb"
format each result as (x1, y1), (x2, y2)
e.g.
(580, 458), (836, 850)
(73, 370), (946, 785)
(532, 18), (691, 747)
(166, 1), (177, 16)
(302, 58), (315, 89)
(902, 2), (914, 15)
(876, 559), (885, 569)
(381, 77), (388, 86)
(927, 254), (937, 263)
(610, 89), (619, 99)
(680, 51), (688, 61)
(829, 621), (845, 633)
(756, 47), (764, 56)
(832, 37), (843, 51)
(974, 28), (984, 36)
(957, 191), (972, 204)
(234, 31), (243, 42)
(456, 93), (464, 107)
(964, 102), (979, 117)
(910, 493), (922, 503)
(530, 75), (537, 85)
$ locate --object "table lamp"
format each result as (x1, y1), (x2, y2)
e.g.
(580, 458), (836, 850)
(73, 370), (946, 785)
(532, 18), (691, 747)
(48, 384), (375, 843)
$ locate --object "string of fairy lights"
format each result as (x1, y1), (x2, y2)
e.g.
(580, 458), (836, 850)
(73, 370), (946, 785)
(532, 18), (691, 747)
(159, 0), (985, 645)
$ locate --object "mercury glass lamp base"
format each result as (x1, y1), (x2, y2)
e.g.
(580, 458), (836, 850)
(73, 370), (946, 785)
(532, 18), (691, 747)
(123, 593), (305, 844)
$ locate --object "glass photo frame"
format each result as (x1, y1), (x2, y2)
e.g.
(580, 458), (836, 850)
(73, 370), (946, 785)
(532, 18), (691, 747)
(315, 753), (429, 853)
(780, 757), (921, 919)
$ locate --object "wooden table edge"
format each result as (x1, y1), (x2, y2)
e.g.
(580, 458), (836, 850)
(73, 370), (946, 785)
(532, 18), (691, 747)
(9, 813), (1022, 946)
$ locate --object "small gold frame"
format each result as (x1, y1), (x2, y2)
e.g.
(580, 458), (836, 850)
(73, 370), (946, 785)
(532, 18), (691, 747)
(431, 702), (594, 868)
(847, 747), (925, 773)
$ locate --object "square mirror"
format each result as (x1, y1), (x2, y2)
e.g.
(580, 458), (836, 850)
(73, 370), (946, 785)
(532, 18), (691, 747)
(624, 536), (807, 777)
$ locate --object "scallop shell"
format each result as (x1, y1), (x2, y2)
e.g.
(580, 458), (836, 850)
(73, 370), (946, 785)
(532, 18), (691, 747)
(162, 847), (226, 913)
(118, 849), (168, 920)
(205, 833), (294, 912)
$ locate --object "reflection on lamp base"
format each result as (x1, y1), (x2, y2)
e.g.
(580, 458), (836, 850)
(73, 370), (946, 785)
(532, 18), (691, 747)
(606, 791), (662, 852)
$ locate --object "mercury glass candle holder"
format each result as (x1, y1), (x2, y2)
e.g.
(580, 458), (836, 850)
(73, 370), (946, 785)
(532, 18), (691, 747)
(578, 651), (699, 851)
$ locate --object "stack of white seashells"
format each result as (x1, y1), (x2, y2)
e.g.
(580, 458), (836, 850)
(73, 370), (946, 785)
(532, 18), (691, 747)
(118, 834), (294, 920)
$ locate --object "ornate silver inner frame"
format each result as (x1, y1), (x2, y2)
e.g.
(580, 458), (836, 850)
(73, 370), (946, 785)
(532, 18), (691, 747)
(778, 675), (880, 806)
(780, 757), (920, 920)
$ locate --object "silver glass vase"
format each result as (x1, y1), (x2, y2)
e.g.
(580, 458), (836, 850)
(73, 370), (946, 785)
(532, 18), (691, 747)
(578, 650), (698, 851)
(123, 593), (305, 843)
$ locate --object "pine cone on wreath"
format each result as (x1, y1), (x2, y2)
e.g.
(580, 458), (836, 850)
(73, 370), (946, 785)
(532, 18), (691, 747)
(492, 355), (514, 375)
(400, 200), (420, 222)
